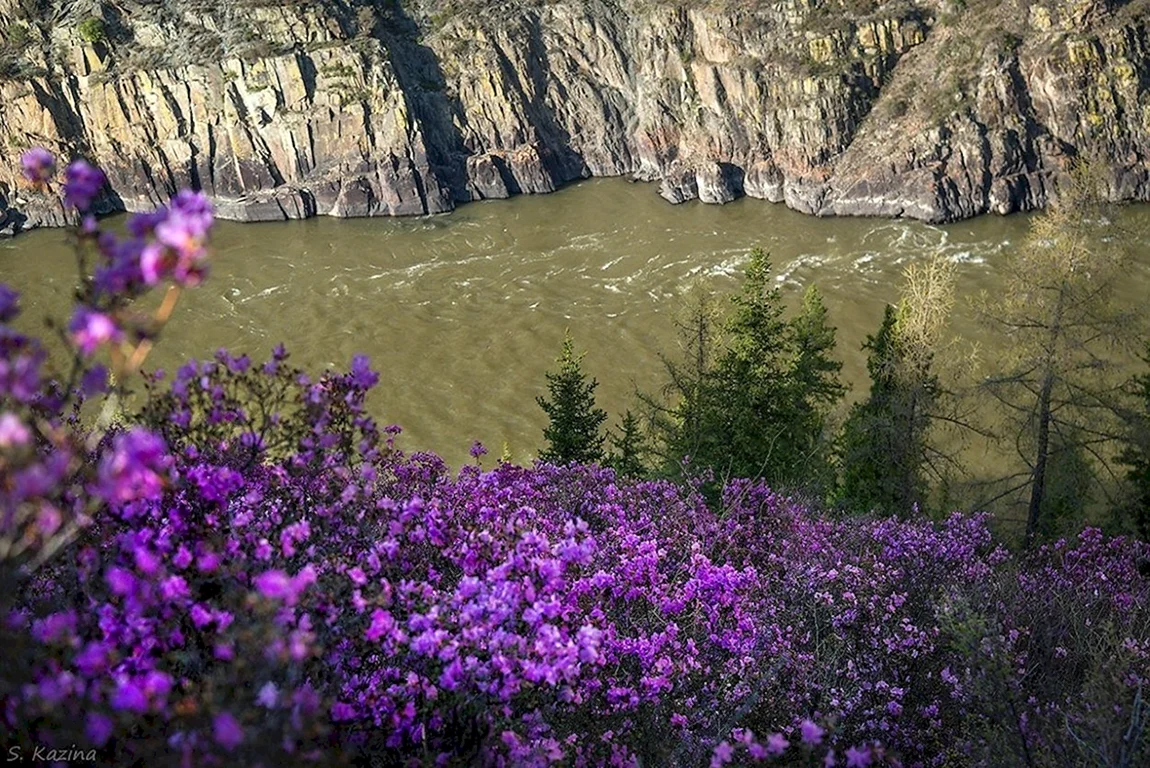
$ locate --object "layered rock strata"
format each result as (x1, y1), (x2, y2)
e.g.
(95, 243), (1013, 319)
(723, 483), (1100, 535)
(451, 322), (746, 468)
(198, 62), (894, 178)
(1, 0), (1148, 233)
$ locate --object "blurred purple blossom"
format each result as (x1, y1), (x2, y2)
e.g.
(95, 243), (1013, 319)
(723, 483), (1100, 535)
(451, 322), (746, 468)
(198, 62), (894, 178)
(68, 307), (120, 355)
(62, 159), (106, 211)
(20, 147), (55, 184)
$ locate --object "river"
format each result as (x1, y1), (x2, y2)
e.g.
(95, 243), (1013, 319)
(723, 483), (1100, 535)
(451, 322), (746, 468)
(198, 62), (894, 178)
(3, 179), (1149, 481)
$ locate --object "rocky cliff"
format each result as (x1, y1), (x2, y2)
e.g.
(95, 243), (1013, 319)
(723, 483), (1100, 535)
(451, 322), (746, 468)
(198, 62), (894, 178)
(0, 0), (1147, 233)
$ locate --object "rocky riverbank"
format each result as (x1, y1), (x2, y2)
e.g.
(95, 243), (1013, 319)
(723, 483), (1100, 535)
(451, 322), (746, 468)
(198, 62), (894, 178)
(1, 0), (1148, 234)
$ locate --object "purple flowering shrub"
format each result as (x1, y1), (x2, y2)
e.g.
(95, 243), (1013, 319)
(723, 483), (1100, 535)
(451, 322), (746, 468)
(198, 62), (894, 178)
(3, 151), (1150, 767)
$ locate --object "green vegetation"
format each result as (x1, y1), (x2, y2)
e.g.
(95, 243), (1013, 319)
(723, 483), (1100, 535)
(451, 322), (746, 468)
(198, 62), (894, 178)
(838, 304), (935, 516)
(606, 410), (646, 478)
(837, 257), (959, 517)
(633, 250), (844, 492)
(77, 17), (106, 45)
(537, 331), (607, 465)
(535, 175), (1148, 547)
(1, 22), (30, 49)
(978, 166), (1137, 545)
(1121, 347), (1150, 539)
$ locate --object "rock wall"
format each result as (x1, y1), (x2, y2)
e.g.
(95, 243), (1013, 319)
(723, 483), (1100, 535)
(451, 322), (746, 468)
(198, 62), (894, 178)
(1, 0), (1148, 233)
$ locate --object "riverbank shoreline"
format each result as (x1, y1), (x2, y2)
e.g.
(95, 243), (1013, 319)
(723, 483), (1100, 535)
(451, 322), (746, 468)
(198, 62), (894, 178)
(5, 168), (1149, 241)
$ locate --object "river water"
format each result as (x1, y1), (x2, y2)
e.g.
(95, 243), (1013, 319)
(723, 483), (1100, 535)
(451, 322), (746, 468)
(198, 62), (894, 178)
(3, 179), (1149, 475)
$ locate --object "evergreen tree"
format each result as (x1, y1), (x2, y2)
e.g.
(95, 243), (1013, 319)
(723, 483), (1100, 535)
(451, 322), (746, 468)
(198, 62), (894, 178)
(644, 282), (725, 476)
(706, 250), (843, 487)
(537, 331), (607, 465)
(606, 410), (646, 479)
(787, 285), (846, 490)
(1120, 347), (1150, 540)
(643, 253), (845, 492)
(838, 303), (938, 516)
(705, 249), (795, 483)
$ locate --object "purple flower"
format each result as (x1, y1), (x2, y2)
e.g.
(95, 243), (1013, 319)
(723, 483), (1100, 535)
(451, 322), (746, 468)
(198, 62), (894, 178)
(253, 566), (313, 605)
(36, 505), (62, 536)
(105, 567), (136, 596)
(139, 241), (172, 286)
(86, 713), (114, 747)
(845, 746), (872, 768)
(213, 711), (244, 750)
(0, 412), (32, 449)
(31, 611), (76, 643)
(20, 148), (56, 184)
(765, 732), (789, 756)
(0, 350), (44, 403)
(800, 719), (825, 746)
(153, 191), (214, 286)
(68, 307), (121, 355)
(257, 682), (279, 709)
(63, 159), (106, 211)
(365, 608), (396, 642)
(710, 741), (734, 768)
(97, 429), (171, 504)
(253, 570), (292, 600)
(75, 642), (108, 676)
(92, 234), (147, 296)
(127, 208), (169, 239)
(111, 680), (149, 714)
(0, 284), (19, 322)
(348, 354), (379, 390)
(161, 575), (189, 600)
(142, 671), (172, 701)
(81, 365), (109, 396)
(470, 440), (488, 459)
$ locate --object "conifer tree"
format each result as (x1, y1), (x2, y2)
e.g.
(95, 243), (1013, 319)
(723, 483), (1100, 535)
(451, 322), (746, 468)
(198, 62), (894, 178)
(979, 167), (1139, 545)
(537, 331), (607, 465)
(706, 248), (795, 483)
(838, 303), (938, 515)
(707, 250), (843, 487)
(606, 410), (646, 479)
(644, 252), (844, 491)
(641, 282), (725, 476)
(837, 254), (966, 517)
(1120, 347), (1150, 539)
(787, 285), (846, 490)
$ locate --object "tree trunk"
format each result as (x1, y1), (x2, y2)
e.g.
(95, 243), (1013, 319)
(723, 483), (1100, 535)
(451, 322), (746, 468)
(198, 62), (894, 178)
(1026, 282), (1066, 547)
(1025, 371), (1054, 547)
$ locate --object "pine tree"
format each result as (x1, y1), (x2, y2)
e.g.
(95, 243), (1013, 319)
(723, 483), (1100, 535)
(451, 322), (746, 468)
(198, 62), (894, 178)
(787, 285), (846, 490)
(537, 331), (607, 465)
(641, 282), (725, 476)
(606, 410), (646, 479)
(644, 252), (844, 491)
(705, 249), (844, 487)
(706, 249), (795, 483)
(838, 303), (938, 516)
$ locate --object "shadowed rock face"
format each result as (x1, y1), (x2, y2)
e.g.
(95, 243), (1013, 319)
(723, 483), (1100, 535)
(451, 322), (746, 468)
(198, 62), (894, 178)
(1, 0), (1148, 234)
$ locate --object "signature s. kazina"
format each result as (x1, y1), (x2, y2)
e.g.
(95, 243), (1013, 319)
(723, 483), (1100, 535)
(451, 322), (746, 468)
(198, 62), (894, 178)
(6, 746), (98, 763)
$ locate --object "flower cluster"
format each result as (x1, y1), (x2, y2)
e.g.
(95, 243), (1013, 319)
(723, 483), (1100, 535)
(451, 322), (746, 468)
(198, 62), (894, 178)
(2, 152), (1149, 767)
(19, 149), (215, 365)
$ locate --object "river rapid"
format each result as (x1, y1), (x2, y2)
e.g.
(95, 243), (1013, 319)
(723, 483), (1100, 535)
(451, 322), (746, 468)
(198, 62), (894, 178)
(4, 179), (1149, 477)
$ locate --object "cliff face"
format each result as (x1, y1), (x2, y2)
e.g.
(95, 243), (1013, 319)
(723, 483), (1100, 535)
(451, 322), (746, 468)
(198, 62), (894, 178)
(0, 0), (1148, 233)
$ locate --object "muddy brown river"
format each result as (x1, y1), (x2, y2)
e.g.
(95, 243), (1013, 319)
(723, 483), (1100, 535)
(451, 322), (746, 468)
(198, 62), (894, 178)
(4, 179), (1149, 481)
